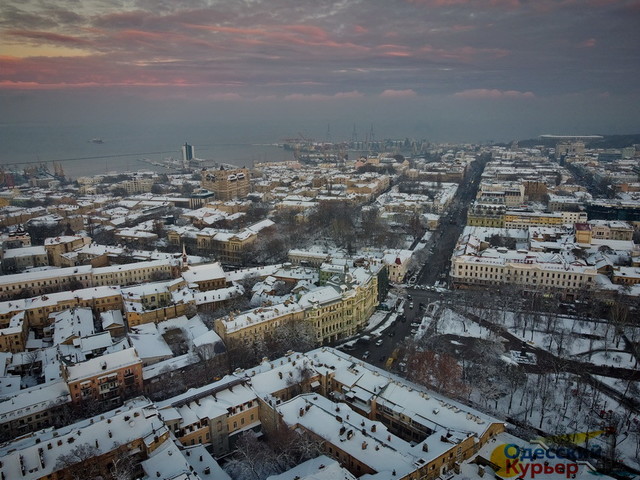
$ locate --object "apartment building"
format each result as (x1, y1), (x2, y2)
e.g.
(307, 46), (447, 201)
(181, 262), (227, 291)
(612, 267), (640, 286)
(269, 347), (505, 480)
(201, 167), (250, 200)
(0, 381), (70, 440)
(451, 240), (597, 298)
(477, 182), (525, 207)
(0, 257), (180, 302)
(0, 397), (169, 480)
(467, 203), (506, 228)
(120, 176), (155, 194)
(61, 347), (144, 409)
(169, 219), (274, 264)
(0, 311), (27, 353)
(0, 265), (93, 301)
(215, 301), (305, 347)
(299, 269), (379, 344)
(1, 246), (48, 273)
(157, 377), (260, 456)
(44, 235), (91, 266)
(503, 211), (564, 229)
(91, 259), (175, 287)
(23, 285), (123, 331)
(589, 220), (634, 241)
(0, 227), (31, 249)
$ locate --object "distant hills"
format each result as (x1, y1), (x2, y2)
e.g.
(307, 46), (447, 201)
(515, 134), (640, 149)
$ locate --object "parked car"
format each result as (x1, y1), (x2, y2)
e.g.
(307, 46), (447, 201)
(375, 339), (384, 346)
(362, 351), (370, 359)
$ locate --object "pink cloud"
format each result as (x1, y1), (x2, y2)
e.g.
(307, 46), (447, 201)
(7, 30), (91, 46)
(380, 89), (418, 98)
(453, 89), (535, 99)
(580, 38), (597, 47)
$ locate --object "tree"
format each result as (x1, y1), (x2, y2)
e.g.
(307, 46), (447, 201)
(194, 341), (228, 382)
(54, 443), (102, 480)
(224, 431), (279, 480)
(150, 183), (164, 194)
(224, 428), (323, 480)
(111, 186), (128, 197)
(407, 349), (468, 399)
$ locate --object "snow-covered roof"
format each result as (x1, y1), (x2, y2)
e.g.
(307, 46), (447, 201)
(266, 455), (355, 480)
(51, 307), (96, 345)
(221, 302), (303, 334)
(0, 381), (70, 422)
(181, 263), (226, 284)
(64, 347), (141, 382)
(141, 441), (230, 480)
(0, 398), (167, 480)
(1, 246), (46, 259)
(277, 394), (419, 478)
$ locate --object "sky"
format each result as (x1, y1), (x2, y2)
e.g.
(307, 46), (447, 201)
(1, 0), (639, 143)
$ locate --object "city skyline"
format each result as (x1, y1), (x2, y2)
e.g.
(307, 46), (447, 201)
(1, 0), (640, 142)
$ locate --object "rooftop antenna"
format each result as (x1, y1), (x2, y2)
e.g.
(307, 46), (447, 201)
(326, 123), (331, 144)
(351, 123), (358, 145)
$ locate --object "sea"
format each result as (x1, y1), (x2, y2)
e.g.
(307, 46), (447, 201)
(0, 121), (296, 180)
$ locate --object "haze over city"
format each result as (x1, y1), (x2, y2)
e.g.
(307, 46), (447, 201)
(2, 0), (640, 144)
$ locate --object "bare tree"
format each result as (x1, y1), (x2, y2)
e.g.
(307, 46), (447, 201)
(407, 349), (469, 399)
(54, 443), (102, 480)
(109, 447), (137, 480)
(224, 428), (323, 480)
(194, 341), (228, 382)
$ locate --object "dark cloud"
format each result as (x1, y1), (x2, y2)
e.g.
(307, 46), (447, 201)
(0, 0), (638, 140)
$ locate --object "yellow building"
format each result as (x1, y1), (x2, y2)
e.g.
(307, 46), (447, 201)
(467, 203), (505, 227)
(44, 235), (91, 266)
(214, 301), (305, 346)
(0, 398), (169, 480)
(158, 377), (259, 457)
(299, 269), (379, 344)
(503, 211), (564, 229)
(451, 246), (597, 299)
(91, 259), (175, 287)
(201, 167), (250, 200)
(0, 311), (27, 353)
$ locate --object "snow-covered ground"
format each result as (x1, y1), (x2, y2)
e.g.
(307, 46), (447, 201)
(421, 304), (640, 472)
(433, 307), (494, 340)
(481, 372), (640, 472)
(475, 309), (638, 364)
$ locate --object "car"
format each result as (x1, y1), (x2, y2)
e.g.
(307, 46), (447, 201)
(388, 331), (395, 337)
(407, 294), (412, 300)
(409, 302), (414, 309)
(410, 322), (421, 327)
(375, 339), (384, 346)
(362, 351), (370, 359)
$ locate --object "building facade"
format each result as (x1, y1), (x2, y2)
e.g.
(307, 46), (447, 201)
(201, 167), (251, 200)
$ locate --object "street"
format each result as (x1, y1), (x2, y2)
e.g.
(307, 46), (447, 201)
(337, 155), (487, 371)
